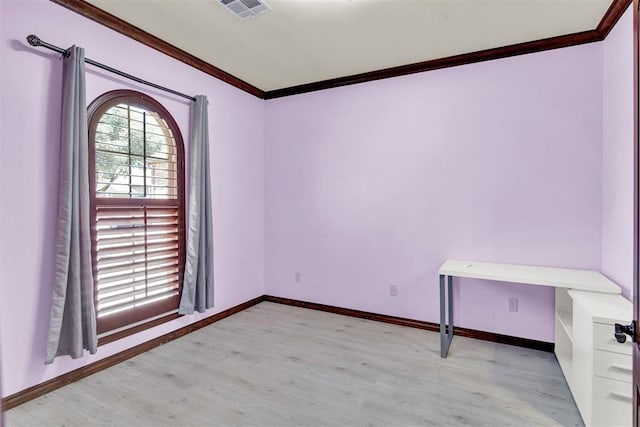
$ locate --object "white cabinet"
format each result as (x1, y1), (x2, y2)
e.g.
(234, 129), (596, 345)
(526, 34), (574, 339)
(555, 289), (632, 427)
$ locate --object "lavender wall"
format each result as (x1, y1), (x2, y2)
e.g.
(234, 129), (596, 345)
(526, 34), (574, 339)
(602, 5), (634, 299)
(264, 44), (604, 342)
(0, 0), (629, 402)
(0, 0), (264, 397)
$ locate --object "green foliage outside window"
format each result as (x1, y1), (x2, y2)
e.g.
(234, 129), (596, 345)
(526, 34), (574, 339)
(94, 104), (172, 197)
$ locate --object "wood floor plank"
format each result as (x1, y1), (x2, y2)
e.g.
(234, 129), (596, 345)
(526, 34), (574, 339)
(5, 302), (583, 426)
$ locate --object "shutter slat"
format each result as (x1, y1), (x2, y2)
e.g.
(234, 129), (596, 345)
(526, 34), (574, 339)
(97, 207), (178, 217)
(98, 239), (178, 258)
(98, 275), (179, 298)
(96, 216), (178, 227)
(98, 281), (178, 308)
(97, 209), (145, 218)
(97, 215), (178, 227)
(98, 288), (180, 318)
(95, 205), (179, 218)
(98, 263), (179, 285)
(97, 221), (178, 232)
(98, 250), (179, 274)
(97, 217), (145, 227)
(98, 273), (179, 294)
(97, 223), (178, 238)
(99, 286), (180, 309)
(97, 232), (178, 247)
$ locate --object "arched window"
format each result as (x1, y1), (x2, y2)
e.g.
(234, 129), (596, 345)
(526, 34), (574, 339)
(88, 90), (185, 336)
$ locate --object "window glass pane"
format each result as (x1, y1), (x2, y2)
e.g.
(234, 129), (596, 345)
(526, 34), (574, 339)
(96, 121), (129, 140)
(146, 138), (170, 160)
(95, 103), (177, 200)
(129, 117), (144, 132)
(129, 129), (145, 156)
(110, 105), (129, 118)
(95, 140), (129, 155)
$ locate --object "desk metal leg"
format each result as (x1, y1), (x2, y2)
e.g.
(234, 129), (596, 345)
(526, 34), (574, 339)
(448, 275), (453, 336)
(440, 274), (454, 358)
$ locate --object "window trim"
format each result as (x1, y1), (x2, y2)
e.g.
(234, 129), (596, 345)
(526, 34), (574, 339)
(88, 89), (186, 341)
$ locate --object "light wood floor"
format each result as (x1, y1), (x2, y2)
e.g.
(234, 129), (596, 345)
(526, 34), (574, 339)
(6, 302), (583, 426)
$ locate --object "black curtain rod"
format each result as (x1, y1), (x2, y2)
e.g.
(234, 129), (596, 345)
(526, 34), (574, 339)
(26, 34), (197, 102)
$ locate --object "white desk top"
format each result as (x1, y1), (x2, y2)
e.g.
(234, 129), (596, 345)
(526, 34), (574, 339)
(439, 260), (621, 294)
(568, 290), (632, 324)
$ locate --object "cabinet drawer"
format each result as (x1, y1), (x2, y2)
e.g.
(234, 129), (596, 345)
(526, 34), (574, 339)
(593, 323), (632, 355)
(592, 376), (632, 427)
(594, 350), (632, 383)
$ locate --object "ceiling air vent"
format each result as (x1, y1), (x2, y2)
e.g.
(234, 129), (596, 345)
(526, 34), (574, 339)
(219, 0), (271, 19)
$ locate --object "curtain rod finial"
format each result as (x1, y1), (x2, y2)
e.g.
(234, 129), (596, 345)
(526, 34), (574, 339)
(27, 34), (42, 47)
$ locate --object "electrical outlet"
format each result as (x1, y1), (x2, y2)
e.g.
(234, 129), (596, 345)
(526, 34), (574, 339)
(508, 297), (518, 312)
(390, 285), (398, 297)
(295, 272), (302, 283)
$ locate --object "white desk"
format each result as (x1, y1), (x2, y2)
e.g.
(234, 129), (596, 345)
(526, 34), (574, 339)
(438, 260), (621, 357)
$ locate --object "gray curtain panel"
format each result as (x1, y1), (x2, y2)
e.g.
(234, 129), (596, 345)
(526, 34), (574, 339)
(179, 95), (214, 314)
(45, 46), (97, 364)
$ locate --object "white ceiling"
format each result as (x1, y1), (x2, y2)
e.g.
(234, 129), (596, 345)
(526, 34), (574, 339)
(86, 0), (614, 92)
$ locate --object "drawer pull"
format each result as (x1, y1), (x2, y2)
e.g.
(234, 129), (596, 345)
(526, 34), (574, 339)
(615, 322), (636, 344)
(610, 364), (632, 373)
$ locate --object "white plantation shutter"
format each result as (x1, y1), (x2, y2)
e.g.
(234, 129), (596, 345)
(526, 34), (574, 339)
(96, 207), (180, 312)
